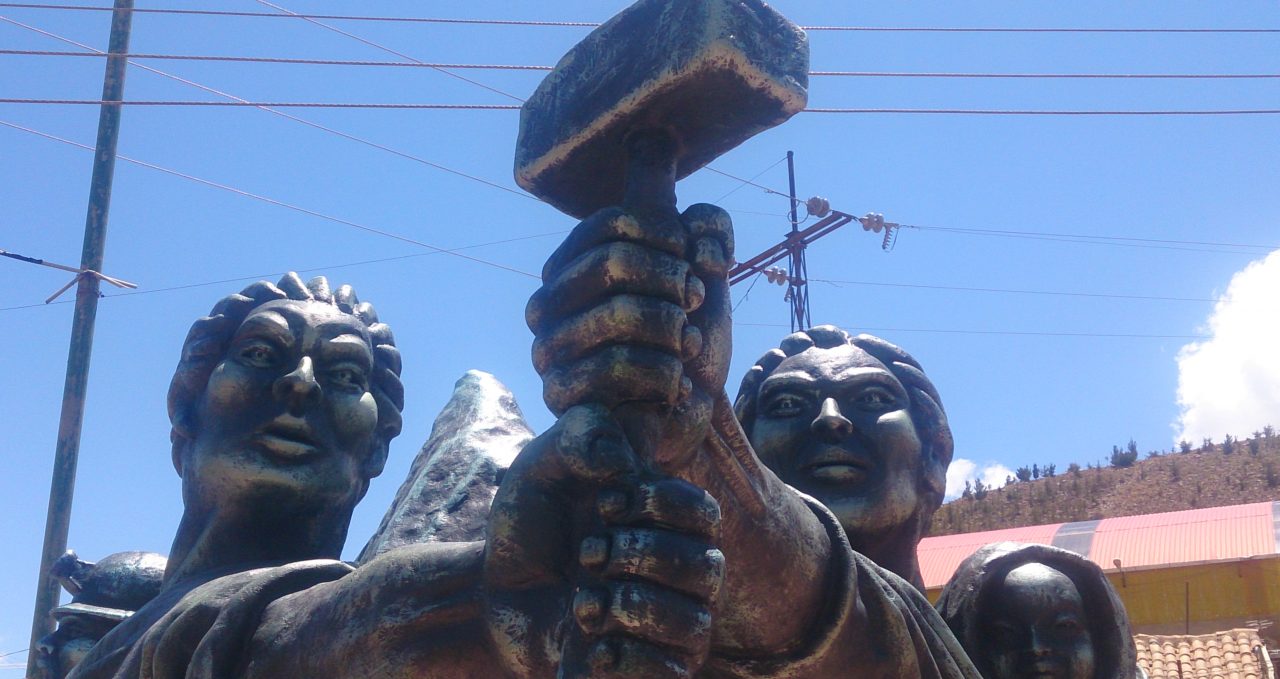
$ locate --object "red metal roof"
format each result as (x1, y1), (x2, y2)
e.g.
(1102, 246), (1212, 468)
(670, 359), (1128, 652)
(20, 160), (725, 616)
(919, 501), (1280, 590)
(918, 523), (1063, 590)
(1091, 502), (1277, 571)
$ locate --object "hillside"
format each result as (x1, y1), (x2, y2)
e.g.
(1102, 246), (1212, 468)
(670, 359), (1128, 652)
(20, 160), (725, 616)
(930, 429), (1280, 537)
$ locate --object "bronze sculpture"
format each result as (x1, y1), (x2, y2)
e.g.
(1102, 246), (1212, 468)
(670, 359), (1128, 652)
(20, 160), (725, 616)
(936, 542), (1138, 679)
(732, 326), (953, 589)
(36, 551), (166, 679)
(68, 273), (720, 679)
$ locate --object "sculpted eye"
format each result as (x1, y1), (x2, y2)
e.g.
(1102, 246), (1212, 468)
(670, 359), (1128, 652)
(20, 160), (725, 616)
(237, 341), (278, 368)
(326, 366), (369, 393)
(1054, 616), (1085, 634)
(853, 386), (897, 412)
(764, 392), (809, 417)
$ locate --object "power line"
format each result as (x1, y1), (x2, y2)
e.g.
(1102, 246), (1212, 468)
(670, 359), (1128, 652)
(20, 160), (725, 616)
(804, 107), (1280, 116)
(2, 5), (1277, 33)
(10, 52), (1279, 81)
(1, 15), (534, 200)
(906, 224), (1277, 252)
(809, 70), (1280, 80)
(1, 232), (564, 313)
(0, 98), (521, 109)
(0, 49), (557, 70)
(810, 278), (1218, 303)
(9, 100), (1278, 116)
(736, 322), (1209, 340)
(713, 155), (788, 203)
(254, 0), (524, 103)
(1, 119), (540, 279)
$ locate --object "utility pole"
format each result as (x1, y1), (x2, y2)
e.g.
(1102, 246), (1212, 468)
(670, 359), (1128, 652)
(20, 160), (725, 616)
(783, 151), (810, 332)
(26, 1), (134, 676)
(726, 152), (901, 328)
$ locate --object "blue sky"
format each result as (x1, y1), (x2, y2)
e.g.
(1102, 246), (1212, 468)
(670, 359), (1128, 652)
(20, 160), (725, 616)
(2, 1), (1278, 669)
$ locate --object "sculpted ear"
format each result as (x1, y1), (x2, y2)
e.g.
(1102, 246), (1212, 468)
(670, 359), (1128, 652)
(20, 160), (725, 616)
(913, 387), (953, 502)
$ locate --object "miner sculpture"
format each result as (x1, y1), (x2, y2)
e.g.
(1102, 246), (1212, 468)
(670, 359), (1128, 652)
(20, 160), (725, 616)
(511, 0), (979, 675)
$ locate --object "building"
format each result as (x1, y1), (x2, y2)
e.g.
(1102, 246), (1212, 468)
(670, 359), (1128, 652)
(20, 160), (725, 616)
(919, 501), (1280, 674)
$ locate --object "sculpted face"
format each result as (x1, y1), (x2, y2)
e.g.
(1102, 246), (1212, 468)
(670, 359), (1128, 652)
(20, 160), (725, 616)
(983, 563), (1096, 679)
(749, 343), (923, 537)
(182, 299), (380, 512)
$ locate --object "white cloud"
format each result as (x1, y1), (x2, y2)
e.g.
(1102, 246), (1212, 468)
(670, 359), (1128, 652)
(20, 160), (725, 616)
(1175, 249), (1280, 445)
(945, 458), (1014, 501)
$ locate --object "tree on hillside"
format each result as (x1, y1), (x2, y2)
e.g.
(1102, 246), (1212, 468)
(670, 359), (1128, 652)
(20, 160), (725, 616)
(1068, 462), (1081, 476)
(1110, 443), (1138, 468)
(1032, 464), (1041, 479)
(1016, 467), (1032, 482)
(1264, 425), (1275, 440)
(1222, 434), (1236, 455)
(962, 480), (972, 499)
(1249, 435), (1261, 456)
(1202, 437), (1214, 452)
(1044, 463), (1056, 477)
(973, 479), (989, 500)
(1179, 440), (1192, 454)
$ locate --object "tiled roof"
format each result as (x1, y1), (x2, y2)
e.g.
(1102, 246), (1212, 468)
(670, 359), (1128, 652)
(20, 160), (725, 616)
(1136, 628), (1268, 679)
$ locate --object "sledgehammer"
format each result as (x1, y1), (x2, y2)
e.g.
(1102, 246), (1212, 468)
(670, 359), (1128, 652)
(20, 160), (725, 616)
(518, 0), (808, 513)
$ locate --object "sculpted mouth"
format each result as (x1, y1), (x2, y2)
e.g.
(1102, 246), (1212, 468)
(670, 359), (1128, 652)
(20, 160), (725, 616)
(253, 419), (322, 459)
(803, 450), (874, 484)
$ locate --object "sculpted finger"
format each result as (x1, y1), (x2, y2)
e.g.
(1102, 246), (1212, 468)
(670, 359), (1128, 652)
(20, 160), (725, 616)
(139, 600), (219, 679)
(532, 296), (688, 375)
(542, 345), (684, 415)
(527, 242), (690, 334)
(579, 530), (724, 602)
(486, 406), (638, 587)
(543, 208), (687, 282)
(682, 204), (735, 276)
(597, 479), (720, 538)
(560, 633), (696, 679)
(572, 582), (714, 654)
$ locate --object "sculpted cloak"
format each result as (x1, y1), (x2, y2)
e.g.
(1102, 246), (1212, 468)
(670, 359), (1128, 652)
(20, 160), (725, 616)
(68, 501), (977, 679)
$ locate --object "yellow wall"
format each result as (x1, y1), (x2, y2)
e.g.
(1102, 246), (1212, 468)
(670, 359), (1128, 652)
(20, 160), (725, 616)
(925, 555), (1280, 634)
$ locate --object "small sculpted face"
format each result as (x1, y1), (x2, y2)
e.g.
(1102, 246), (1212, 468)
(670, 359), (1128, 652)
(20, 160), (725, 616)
(182, 299), (379, 511)
(749, 343), (923, 537)
(983, 563), (1096, 679)
(36, 614), (118, 679)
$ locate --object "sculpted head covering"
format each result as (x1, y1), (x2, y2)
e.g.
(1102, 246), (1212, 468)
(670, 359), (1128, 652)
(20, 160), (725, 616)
(936, 542), (1137, 679)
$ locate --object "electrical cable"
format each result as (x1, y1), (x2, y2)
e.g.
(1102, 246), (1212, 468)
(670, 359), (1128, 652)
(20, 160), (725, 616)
(713, 155), (788, 203)
(0, 98), (521, 108)
(1, 15), (534, 200)
(804, 107), (1280, 115)
(905, 224), (1277, 252)
(735, 322), (1209, 339)
(0, 119), (540, 279)
(0, 49), (556, 70)
(809, 278), (1218, 303)
(253, 0), (524, 103)
(0, 231), (564, 313)
(10, 52), (1278, 81)
(2, 5), (1277, 33)
(809, 70), (1280, 80)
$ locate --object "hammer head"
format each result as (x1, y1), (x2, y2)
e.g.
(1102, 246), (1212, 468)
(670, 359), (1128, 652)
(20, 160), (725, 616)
(516, 0), (809, 219)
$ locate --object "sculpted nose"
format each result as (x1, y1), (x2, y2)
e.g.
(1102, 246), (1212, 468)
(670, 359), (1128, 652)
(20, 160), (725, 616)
(1027, 629), (1053, 656)
(810, 397), (854, 441)
(273, 355), (322, 416)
